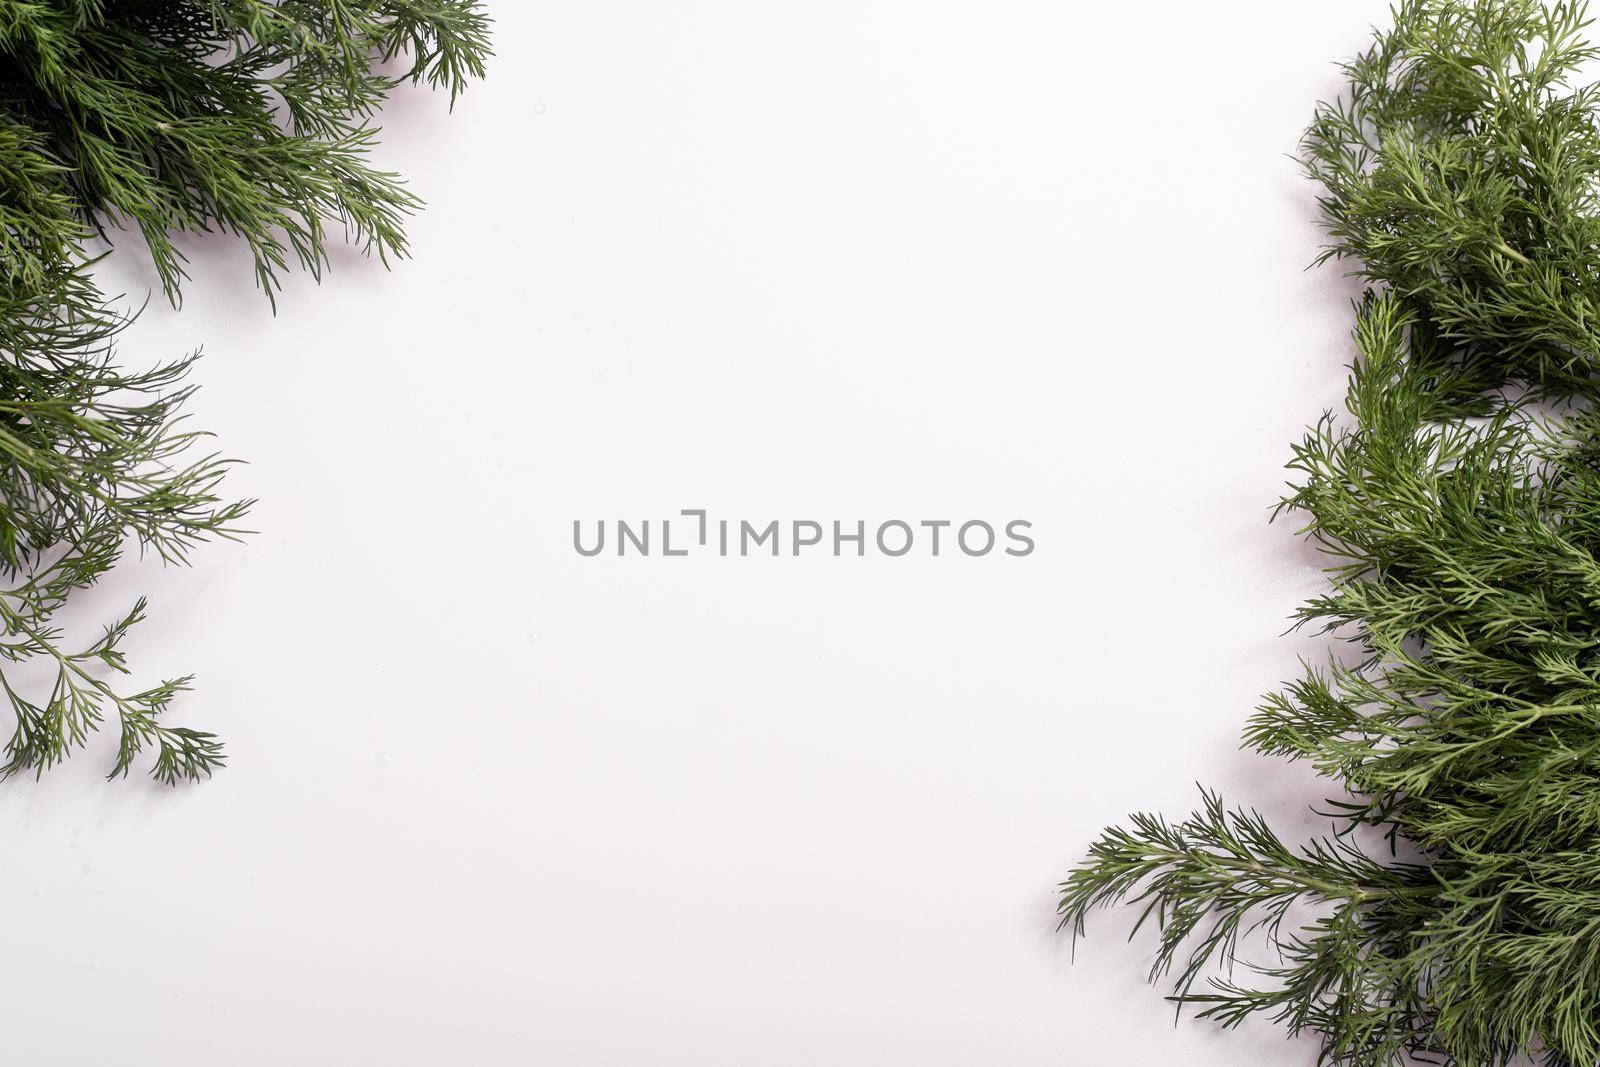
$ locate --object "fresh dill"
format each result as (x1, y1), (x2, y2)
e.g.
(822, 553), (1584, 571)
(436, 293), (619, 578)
(0, 2), (490, 781)
(1062, 2), (1600, 1062)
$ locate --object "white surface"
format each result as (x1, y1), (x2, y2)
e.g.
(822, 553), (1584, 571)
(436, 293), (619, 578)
(4, 2), (1398, 1063)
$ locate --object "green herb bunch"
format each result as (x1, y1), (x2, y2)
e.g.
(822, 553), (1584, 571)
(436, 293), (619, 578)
(0, 2), (489, 782)
(1062, 2), (1600, 1063)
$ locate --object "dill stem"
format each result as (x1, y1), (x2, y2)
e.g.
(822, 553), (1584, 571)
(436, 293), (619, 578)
(1153, 850), (1437, 902)
(1493, 239), (1532, 265)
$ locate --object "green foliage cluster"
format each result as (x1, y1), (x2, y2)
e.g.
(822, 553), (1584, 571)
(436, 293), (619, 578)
(0, 1), (489, 782)
(1062, 2), (1600, 1063)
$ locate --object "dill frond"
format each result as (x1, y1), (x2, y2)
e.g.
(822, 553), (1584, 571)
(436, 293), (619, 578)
(1064, 3), (1600, 1062)
(0, 1), (490, 781)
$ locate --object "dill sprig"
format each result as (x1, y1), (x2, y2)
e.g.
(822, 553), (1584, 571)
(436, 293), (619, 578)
(0, 1), (490, 782)
(1063, 2), (1600, 1062)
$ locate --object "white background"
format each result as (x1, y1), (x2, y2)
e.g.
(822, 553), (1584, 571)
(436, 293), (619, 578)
(1, 1), (1406, 1063)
